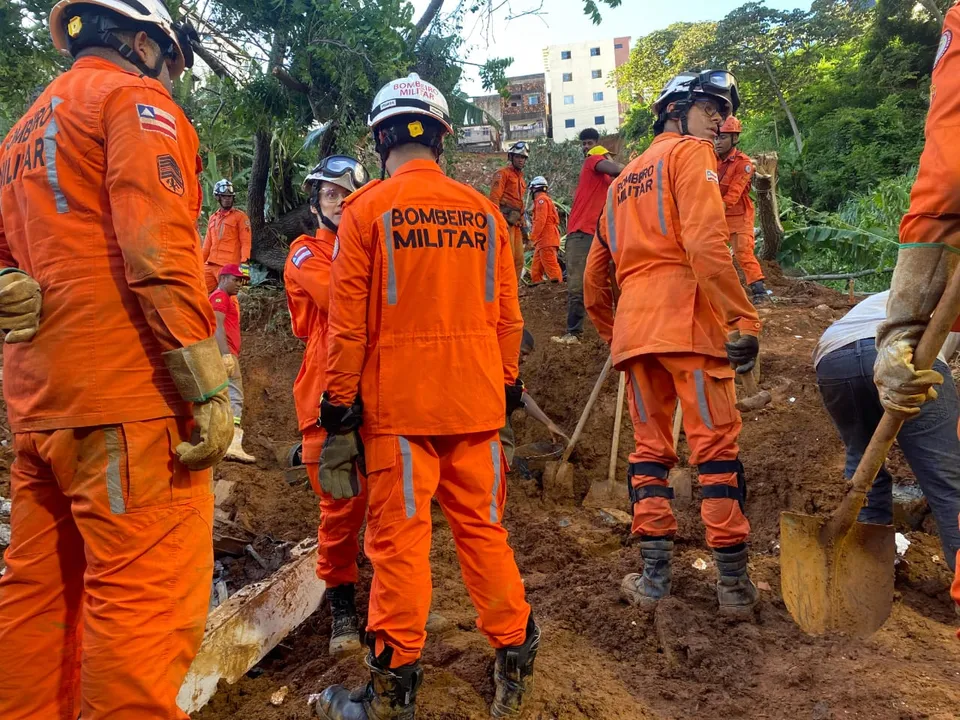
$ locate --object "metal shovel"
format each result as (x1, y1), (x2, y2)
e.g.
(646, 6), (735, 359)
(780, 269), (960, 636)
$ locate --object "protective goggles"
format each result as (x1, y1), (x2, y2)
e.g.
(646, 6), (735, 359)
(314, 155), (369, 188)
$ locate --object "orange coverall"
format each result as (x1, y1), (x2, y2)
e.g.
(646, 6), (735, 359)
(326, 158), (529, 667)
(897, 5), (960, 616)
(718, 148), (763, 285)
(202, 206), (251, 293)
(530, 191), (563, 283)
(583, 133), (762, 548)
(489, 164), (527, 279)
(285, 227), (366, 588)
(0, 57), (215, 719)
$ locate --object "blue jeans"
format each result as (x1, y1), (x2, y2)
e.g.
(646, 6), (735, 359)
(816, 338), (960, 569)
(564, 231), (592, 336)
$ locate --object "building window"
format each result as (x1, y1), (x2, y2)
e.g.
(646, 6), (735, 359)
(527, 94), (540, 105)
(561, 50), (571, 59)
(590, 47), (601, 56)
(593, 91), (604, 102)
(592, 69), (602, 79)
(564, 95), (575, 105)
(565, 119), (575, 128)
(615, 43), (624, 49)
(562, 72), (573, 82)
(595, 115), (605, 125)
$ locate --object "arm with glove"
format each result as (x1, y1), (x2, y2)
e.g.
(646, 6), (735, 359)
(0, 210), (42, 344)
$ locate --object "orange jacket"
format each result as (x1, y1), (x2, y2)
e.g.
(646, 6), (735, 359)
(326, 159), (523, 436)
(202, 207), (251, 266)
(489, 165), (527, 214)
(531, 192), (561, 248)
(285, 227), (336, 434)
(0, 56), (214, 433)
(718, 148), (755, 233)
(586, 132), (761, 366)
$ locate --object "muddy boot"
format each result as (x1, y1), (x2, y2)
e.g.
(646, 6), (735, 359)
(620, 539), (674, 608)
(327, 584), (362, 657)
(491, 615), (541, 718)
(225, 427), (256, 463)
(713, 545), (759, 617)
(748, 280), (768, 304)
(314, 650), (422, 720)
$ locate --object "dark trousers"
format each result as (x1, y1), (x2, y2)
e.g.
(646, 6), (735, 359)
(564, 231), (592, 336)
(816, 338), (960, 569)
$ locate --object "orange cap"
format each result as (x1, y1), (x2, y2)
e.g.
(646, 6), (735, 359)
(720, 116), (743, 134)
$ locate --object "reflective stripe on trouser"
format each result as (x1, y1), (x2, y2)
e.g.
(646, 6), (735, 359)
(362, 431), (530, 667)
(306, 462), (367, 587)
(0, 417), (213, 720)
(203, 263), (223, 294)
(507, 223), (524, 281)
(531, 246), (562, 283)
(623, 353), (751, 548)
(228, 369), (244, 425)
(729, 231), (764, 285)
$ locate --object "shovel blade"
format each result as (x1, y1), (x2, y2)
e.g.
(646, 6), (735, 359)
(543, 460), (576, 500)
(780, 511), (896, 637)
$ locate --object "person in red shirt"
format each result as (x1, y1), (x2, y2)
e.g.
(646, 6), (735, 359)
(715, 116), (767, 302)
(554, 128), (623, 345)
(284, 155), (369, 657)
(210, 264), (256, 462)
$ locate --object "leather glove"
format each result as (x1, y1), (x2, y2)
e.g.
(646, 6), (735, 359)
(505, 379), (525, 415)
(874, 338), (944, 418)
(221, 354), (237, 376)
(725, 332), (760, 374)
(501, 205), (522, 226)
(0, 269), (42, 344)
(318, 394), (364, 434)
(163, 337), (234, 469)
(319, 431), (364, 500)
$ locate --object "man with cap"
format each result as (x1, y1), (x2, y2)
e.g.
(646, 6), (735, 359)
(490, 141), (530, 281)
(202, 178), (252, 293)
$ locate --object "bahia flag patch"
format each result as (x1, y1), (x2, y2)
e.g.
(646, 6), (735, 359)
(137, 104), (177, 140)
(291, 245), (313, 268)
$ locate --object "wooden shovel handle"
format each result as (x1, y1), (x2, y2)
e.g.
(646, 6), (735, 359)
(607, 372), (627, 485)
(824, 268), (960, 542)
(740, 369), (761, 397)
(561, 354), (614, 464)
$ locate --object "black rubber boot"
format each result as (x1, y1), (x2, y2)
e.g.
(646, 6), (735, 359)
(620, 539), (674, 608)
(748, 280), (768, 304)
(491, 615), (541, 718)
(327, 584), (362, 657)
(713, 544), (760, 617)
(314, 648), (422, 720)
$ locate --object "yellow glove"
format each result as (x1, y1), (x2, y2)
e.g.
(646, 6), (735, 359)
(0, 269), (42, 344)
(874, 338), (944, 419)
(163, 337), (234, 470)
(222, 354), (237, 376)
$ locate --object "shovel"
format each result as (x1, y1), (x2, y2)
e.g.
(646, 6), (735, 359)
(736, 369), (772, 412)
(544, 354), (614, 499)
(780, 269), (960, 636)
(583, 370), (628, 508)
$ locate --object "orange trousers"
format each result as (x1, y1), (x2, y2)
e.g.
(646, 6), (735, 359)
(729, 231), (764, 286)
(623, 353), (751, 548)
(507, 224), (524, 282)
(203, 262), (223, 294)
(531, 246), (562, 283)
(362, 431), (530, 667)
(0, 416), (213, 720)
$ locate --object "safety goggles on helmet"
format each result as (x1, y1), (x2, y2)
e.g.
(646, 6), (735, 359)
(214, 179), (235, 196)
(303, 155), (369, 194)
(508, 141), (530, 158)
(653, 69), (740, 119)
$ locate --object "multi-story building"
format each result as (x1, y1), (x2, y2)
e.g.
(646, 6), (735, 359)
(544, 37), (631, 142)
(499, 73), (549, 147)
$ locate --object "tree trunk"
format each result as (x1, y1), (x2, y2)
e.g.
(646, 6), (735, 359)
(918, 0), (944, 25)
(409, 0), (444, 47)
(762, 58), (803, 154)
(754, 152), (784, 262)
(256, 204), (315, 271)
(249, 128), (270, 258)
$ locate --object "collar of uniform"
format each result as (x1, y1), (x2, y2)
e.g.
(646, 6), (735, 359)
(315, 226), (337, 250)
(391, 159), (443, 178)
(720, 148), (741, 164)
(71, 56), (170, 91)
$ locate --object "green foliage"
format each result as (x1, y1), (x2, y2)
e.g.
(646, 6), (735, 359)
(522, 138), (586, 214)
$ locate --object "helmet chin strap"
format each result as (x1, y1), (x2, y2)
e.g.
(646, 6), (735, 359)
(319, 212), (338, 233)
(103, 30), (165, 78)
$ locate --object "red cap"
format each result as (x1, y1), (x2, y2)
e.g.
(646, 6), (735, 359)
(720, 116), (743, 134)
(219, 263), (244, 278)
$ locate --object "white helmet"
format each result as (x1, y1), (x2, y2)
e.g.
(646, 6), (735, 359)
(50, 0), (195, 78)
(529, 176), (548, 191)
(214, 179), (235, 196)
(368, 73), (453, 135)
(652, 69), (740, 118)
(507, 141), (530, 158)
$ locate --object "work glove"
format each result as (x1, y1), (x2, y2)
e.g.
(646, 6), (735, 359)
(505, 379), (525, 416)
(319, 431), (364, 500)
(221, 353), (237, 376)
(0, 269), (42, 344)
(725, 332), (760, 374)
(318, 394), (364, 434)
(163, 337), (234, 470)
(875, 245), (955, 419)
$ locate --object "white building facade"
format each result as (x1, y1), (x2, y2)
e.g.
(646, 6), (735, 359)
(544, 37), (631, 142)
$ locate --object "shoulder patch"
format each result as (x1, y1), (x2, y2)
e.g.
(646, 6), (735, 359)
(332, 236), (341, 261)
(706, 169), (719, 184)
(538, 198), (545, 205)
(744, 163), (753, 174)
(935, 30), (952, 71)
(137, 103), (177, 140)
(291, 245), (313, 268)
(157, 154), (185, 196)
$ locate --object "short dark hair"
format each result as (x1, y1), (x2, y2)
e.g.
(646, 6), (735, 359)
(579, 128), (600, 142)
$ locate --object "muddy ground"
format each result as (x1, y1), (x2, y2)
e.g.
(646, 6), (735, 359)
(189, 265), (960, 720)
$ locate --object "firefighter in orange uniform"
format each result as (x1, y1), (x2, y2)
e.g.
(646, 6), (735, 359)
(866, 6), (960, 626)
(0, 2), (233, 718)
(584, 70), (763, 617)
(490, 141), (529, 281)
(284, 155), (369, 657)
(528, 175), (563, 284)
(312, 74), (538, 720)
(201, 178), (252, 293)
(715, 116), (767, 302)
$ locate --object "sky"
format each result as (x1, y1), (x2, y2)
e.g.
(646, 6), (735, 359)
(409, 0), (813, 96)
